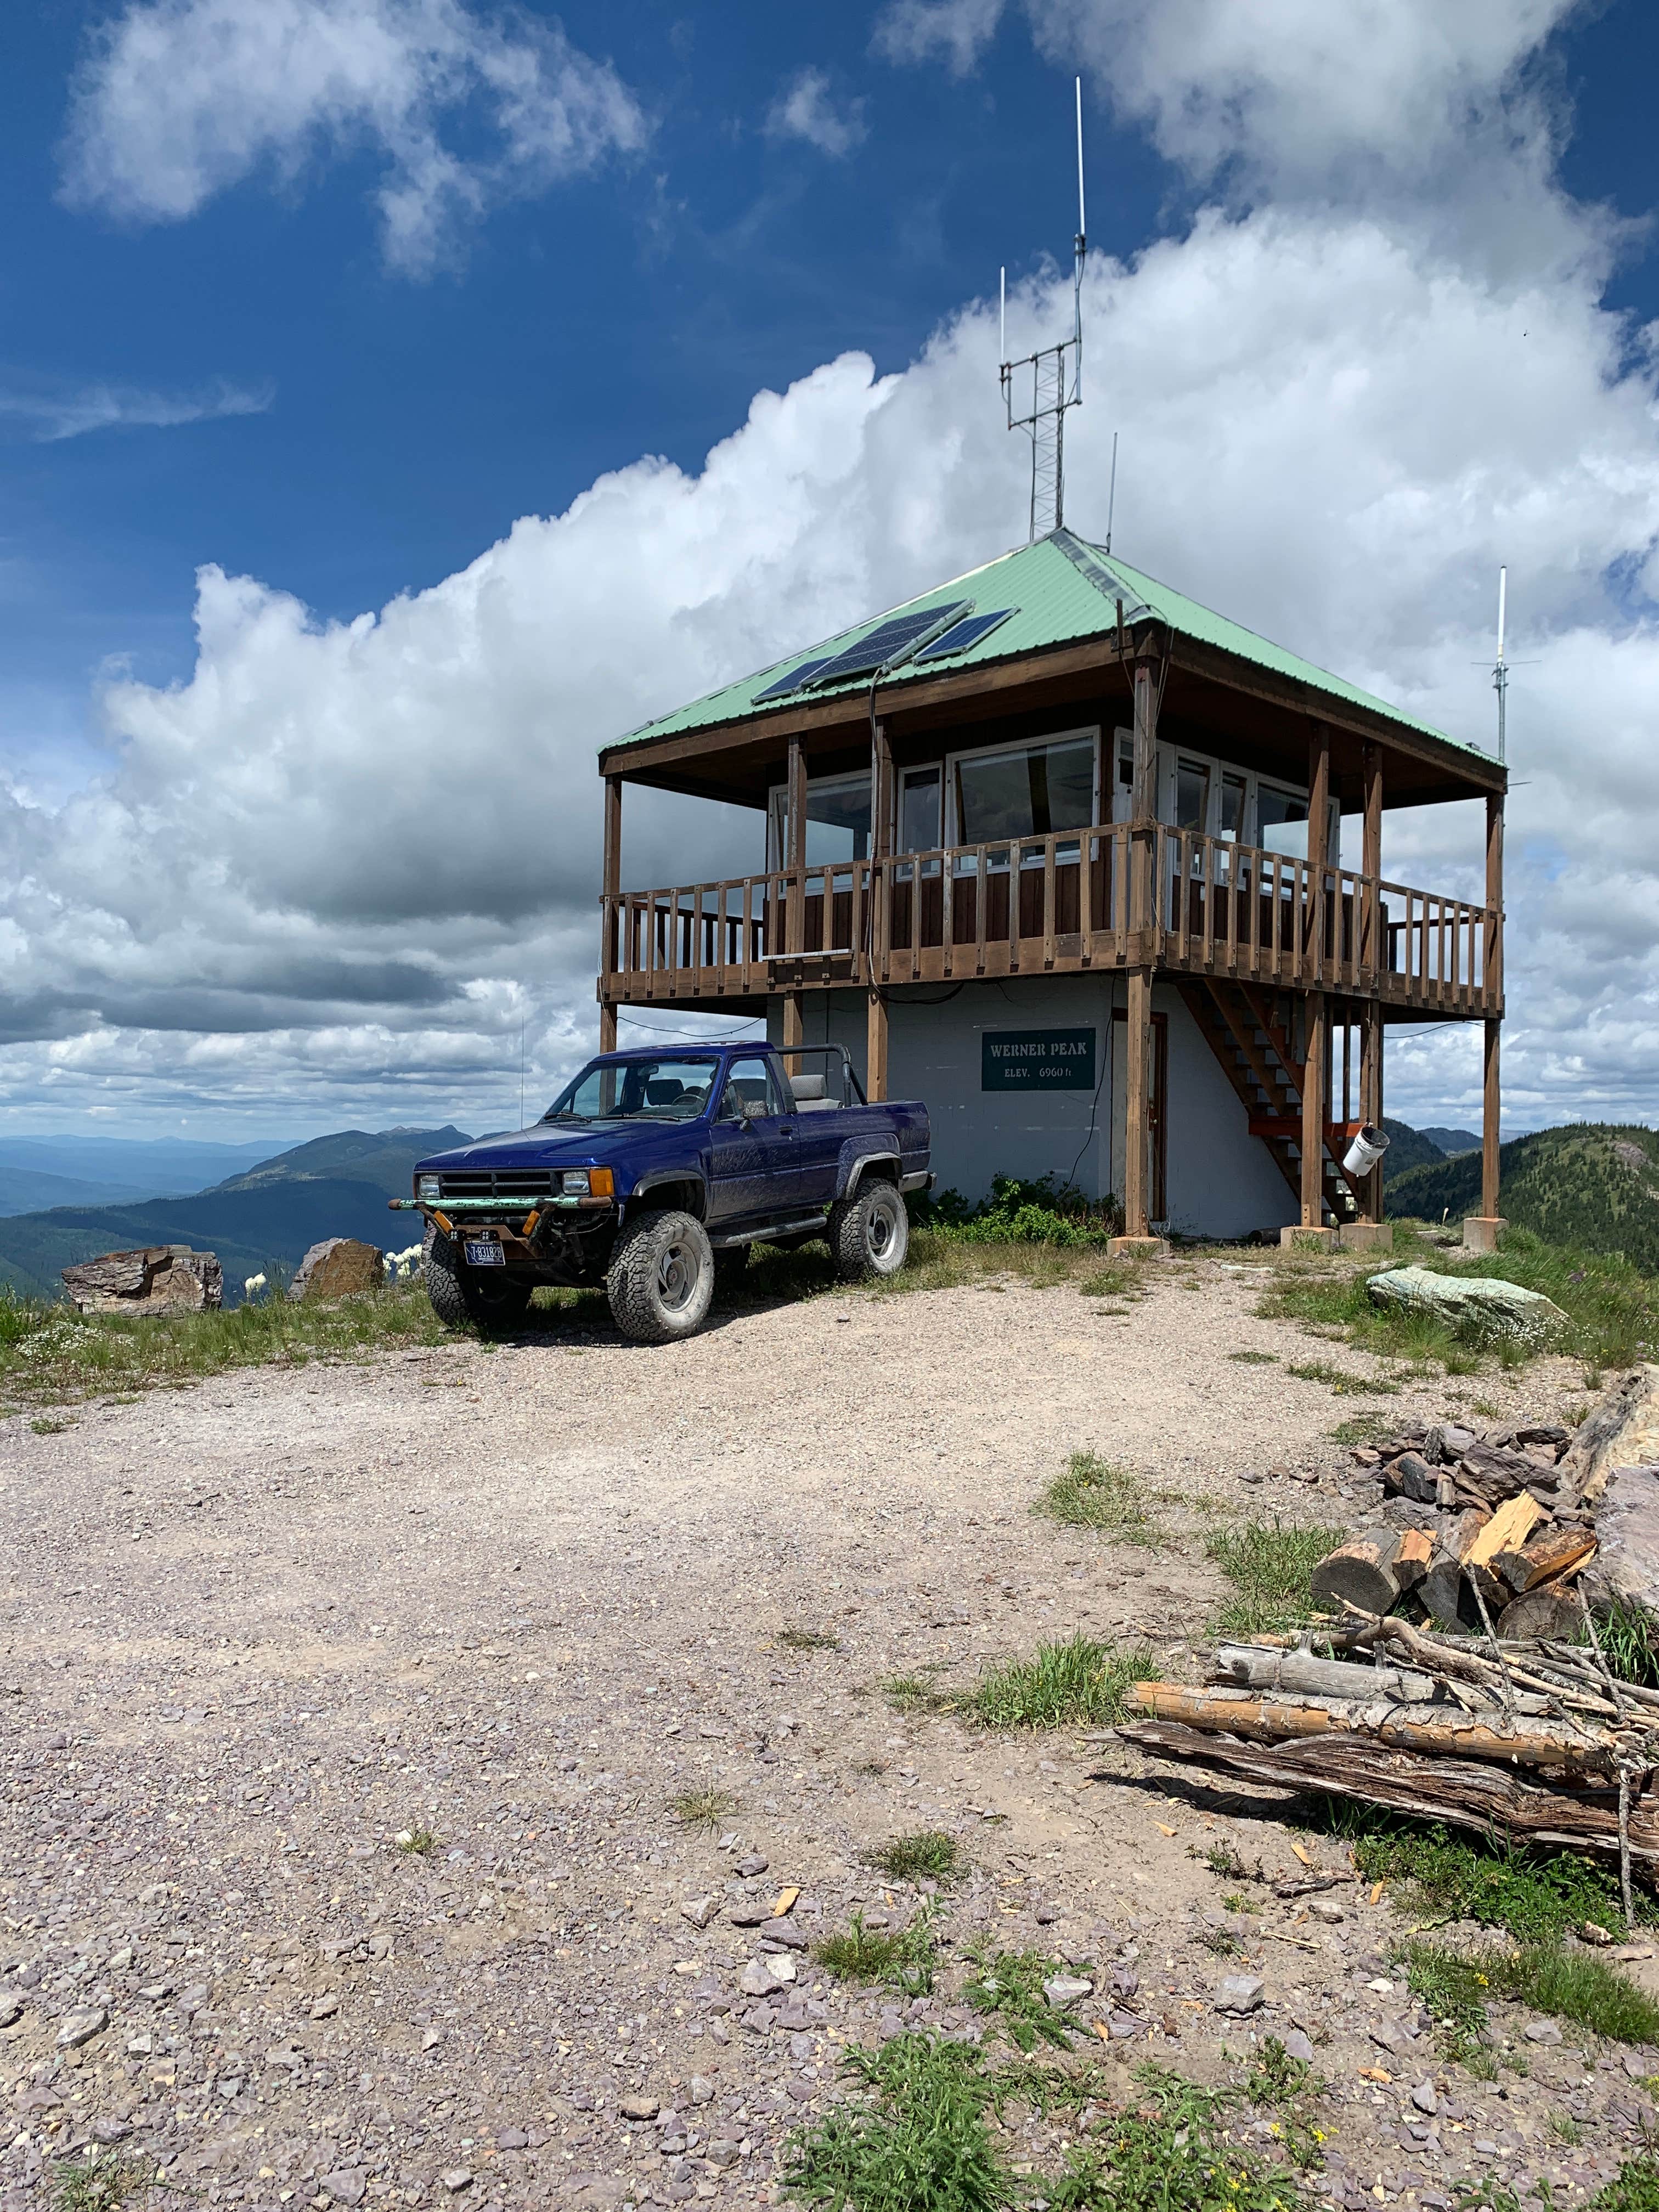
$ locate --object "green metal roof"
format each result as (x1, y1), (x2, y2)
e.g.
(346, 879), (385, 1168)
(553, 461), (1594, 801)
(610, 527), (1486, 760)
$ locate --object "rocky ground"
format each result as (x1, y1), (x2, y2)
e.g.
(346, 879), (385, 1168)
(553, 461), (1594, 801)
(0, 1251), (1651, 2210)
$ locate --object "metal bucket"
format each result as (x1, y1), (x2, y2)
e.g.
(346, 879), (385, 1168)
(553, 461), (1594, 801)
(1342, 1123), (1390, 1179)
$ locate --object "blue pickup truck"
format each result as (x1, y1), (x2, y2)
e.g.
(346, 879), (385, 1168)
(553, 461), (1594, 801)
(397, 1043), (931, 1343)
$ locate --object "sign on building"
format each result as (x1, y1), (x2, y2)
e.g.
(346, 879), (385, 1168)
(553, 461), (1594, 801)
(981, 1028), (1098, 1091)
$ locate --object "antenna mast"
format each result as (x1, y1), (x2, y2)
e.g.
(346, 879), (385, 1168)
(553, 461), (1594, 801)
(1000, 78), (1087, 540)
(1493, 565), (1508, 764)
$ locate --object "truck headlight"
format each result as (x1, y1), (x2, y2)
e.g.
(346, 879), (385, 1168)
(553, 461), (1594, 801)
(417, 1175), (441, 1201)
(562, 1167), (614, 1197)
(562, 1170), (591, 1194)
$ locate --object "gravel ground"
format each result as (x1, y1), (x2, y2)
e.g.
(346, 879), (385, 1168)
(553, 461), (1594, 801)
(1, 1252), (1653, 2210)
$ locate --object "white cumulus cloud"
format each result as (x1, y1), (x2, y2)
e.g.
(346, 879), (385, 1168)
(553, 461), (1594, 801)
(59, 0), (647, 276)
(765, 66), (869, 159)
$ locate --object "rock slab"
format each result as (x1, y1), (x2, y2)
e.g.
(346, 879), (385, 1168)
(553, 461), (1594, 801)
(61, 1246), (222, 1314)
(1585, 1462), (1659, 1624)
(1365, 1264), (1566, 1342)
(287, 1238), (385, 1303)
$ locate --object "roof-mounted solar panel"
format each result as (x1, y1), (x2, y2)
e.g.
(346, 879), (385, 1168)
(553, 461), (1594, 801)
(803, 601), (973, 688)
(913, 607), (1018, 663)
(752, 654), (834, 704)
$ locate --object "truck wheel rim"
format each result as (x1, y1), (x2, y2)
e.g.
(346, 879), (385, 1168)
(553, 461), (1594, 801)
(658, 1239), (698, 1311)
(869, 1198), (896, 1256)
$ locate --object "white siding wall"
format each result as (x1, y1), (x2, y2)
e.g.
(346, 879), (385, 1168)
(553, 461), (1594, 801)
(770, 980), (1297, 1239)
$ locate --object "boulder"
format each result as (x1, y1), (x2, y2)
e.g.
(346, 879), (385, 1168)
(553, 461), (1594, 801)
(61, 1246), (222, 1315)
(287, 1238), (384, 1304)
(1365, 1264), (1567, 1342)
(1584, 1463), (1659, 1627)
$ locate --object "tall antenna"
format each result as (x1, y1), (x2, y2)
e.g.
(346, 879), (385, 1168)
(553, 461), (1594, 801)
(1000, 77), (1087, 540)
(1493, 565), (1508, 764)
(1105, 430), (1118, 553)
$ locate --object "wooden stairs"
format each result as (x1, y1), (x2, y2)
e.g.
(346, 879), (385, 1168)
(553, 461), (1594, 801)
(1178, 980), (1362, 1226)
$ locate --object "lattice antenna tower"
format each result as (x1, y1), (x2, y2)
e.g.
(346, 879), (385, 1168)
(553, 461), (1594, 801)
(1000, 78), (1087, 541)
(1493, 565), (1509, 764)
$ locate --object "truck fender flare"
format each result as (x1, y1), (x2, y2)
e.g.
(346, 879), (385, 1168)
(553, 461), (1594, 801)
(836, 1148), (899, 1202)
(626, 1171), (708, 1222)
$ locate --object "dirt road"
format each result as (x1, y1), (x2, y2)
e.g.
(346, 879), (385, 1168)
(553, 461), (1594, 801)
(1, 1257), (1646, 2209)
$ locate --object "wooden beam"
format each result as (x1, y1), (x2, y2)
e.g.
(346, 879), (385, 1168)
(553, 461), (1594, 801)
(1125, 967), (1152, 1236)
(1306, 721), (1330, 979)
(1360, 1002), (1384, 1222)
(1482, 791), (1503, 1220)
(867, 717), (891, 1100)
(599, 1002), (618, 1052)
(1301, 991), (1327, 1227)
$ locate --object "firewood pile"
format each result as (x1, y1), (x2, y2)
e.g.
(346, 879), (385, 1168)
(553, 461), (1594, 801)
(1118, 1365), (1659, 1912)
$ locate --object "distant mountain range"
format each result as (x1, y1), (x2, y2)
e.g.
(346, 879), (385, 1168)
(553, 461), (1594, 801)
(0, 1135), (284, 1217)
(1386, 1122), (1659, 1274)
(0, 1126), (471, 1302)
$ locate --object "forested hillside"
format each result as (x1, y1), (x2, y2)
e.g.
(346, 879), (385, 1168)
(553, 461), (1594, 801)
(1386, 1122), (1659, 1273)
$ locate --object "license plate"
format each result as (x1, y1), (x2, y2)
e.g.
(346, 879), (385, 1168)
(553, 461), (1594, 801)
(464, 1240), (505, 1267)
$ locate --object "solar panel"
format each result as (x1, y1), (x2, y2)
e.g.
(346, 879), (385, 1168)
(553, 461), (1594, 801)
(752, 655), (833, 704)
(803, 601), (973, 687)
(913, 607), (1017, 663)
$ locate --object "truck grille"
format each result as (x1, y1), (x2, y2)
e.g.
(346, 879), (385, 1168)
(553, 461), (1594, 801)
(437, 1170), (559, 1202)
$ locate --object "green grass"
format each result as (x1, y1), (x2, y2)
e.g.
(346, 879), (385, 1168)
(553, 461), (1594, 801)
(0, 1278), (450, 1411)
(965, 1633), (1156, 1730)
(1044, 2061), (1313, 2212)
(1228, 1349), (1278, 1364)
(669, 1785), (738, 1829)
(785, 2033), (1012, 2212)
(395, 1824), (438, 1857)
(1589, 2157), (1659, 2212)
(1329, 1411), (1396, 1446)
(963, 1944), (1078, 2052)
(47, 2148), (150, 2212)
(1205, 1519), (1347, 1639)
(1348, 1820), (1630, 1944)
(816, 1905), (938, 1995)
(862, 1830), (968, 1886)
(778, 1625), (842, 1652)
(1284, 1357), (1397, 1396)
(1036, 1452), (1161, 1544)
(1398, 1935), (1659, 2061)
(1261, 1218), (1654, 1373)
(1596, 1596), (1659, 1689)
(879, 1669), (950, 1716)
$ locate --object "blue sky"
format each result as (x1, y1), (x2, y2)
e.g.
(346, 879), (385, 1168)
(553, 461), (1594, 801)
(2, 1), (1658, 1140)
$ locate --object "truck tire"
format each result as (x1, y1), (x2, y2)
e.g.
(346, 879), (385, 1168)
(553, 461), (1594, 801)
(607, 1209), (715, 1343)
(424, 1222), (533, 1333)
(829, 1178), (909, 1281)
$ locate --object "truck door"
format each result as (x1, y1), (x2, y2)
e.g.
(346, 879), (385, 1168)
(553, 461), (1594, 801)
(709, 1056), (793, 1223)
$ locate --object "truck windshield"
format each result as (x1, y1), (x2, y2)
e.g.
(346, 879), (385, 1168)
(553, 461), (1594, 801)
(545, 1057), (721, 1122)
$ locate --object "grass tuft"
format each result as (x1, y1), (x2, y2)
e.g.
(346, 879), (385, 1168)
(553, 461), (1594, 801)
(47, 2148), (150, 2212)
(1588, 2155), (1659, 2212)
(778, 1624), (842, 1652)
(1398, 1933), (1659, 2061)
(1036, 1452), (1161, 1544)
(669, 1785), (738, 1829)
(395, 1824), (437, 1857)
(880, 1669), (950, 1716)
(963, 1944), (1076, 2052)
(1596, 1596), (1659, 1689)
(862, 1829), (968, 1886)
(966, 1632), (1156, 1730)
(785, 2032), (1011, 2212)
(1285, 1357), (1397, 1396)
(816, 1905), (938, 1994)
(1348, 1819), (1631, 1945)
(1206, 1519), (1346, 1639)
(1045, 2060), (1314, 2212)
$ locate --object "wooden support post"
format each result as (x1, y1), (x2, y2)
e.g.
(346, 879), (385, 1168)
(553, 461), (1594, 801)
(783, 737), (808, 1073)
(1129, 644), (1161, 961)
(1306, 723), (1330, 979)
(1301, 990), (1327, 1229)
(1362, 742), (1383, 976)
(867, 720), (890, 1100)
(600, 774), (622, 1052)
(1359, 1003), (1384, 1222)
(1465, 791), (1506, 1252)
(1122, 966), (1152, 1240)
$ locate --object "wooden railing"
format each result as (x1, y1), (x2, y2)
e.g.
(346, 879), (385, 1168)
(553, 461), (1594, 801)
(602, 824), (1498, 1015)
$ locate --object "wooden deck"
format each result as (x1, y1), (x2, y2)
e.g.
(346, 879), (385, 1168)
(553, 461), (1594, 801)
(601, 824), (1499, 1018)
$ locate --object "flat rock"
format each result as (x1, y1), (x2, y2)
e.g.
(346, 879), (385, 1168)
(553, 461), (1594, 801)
(1042, 1973), (1093, 2009)
(288, 1238), (385, 1304)
(1215, 1975), (1264, 2015)
(1523, 2019), (1563, 2044)
(1280, 2030), (1315, 2063)
(320, 2170), (367, 2207)
(1365, 1265), (1567, 1342)
(680, 1895), (717, 1929)
(56, 2006), (108, 2048)
(619, 2094), (659, 2120)
(61, 1245), (221, 1314)
(1412, 2081), (1439, 2114)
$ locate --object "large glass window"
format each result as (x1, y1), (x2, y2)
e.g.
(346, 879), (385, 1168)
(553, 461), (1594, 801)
(899, 766), (943, 854)
(955, 737), (1094, 844)
(1220, 774), (1246, 842)
(1257, 786), (1310, 859)
(1175, 759), (1211, 832)
(804, 776), (871, 864)
(546, 1057), (719, 1122)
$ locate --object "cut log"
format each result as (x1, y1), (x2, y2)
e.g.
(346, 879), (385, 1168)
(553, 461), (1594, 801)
(1559, 1366), (1659, 1508)
(1310, 1532), (1402, 1617)
(1210, 1644), (1437, 1703)
(1465, 1493), (1543, 1573)
(1394, 1528), (1435, 1592)
(1492, 1525), (1599, 1594)
(1116, 1721), (1659, 1870)
(1497, 1588), (1584, 1641)
(1418, 1506), (1491, 1630)
(1125, 1683), (1621, 1774)
(1584, 1462), (1659, 1627)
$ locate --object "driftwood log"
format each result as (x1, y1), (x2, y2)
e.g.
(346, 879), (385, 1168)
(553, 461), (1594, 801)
(1117, 1719), (1659, 1872)
(1127, 1683), (1623, 1774)
(1560, 1366), (1659, 1508)
(1210, 1643), (1437, 1703)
